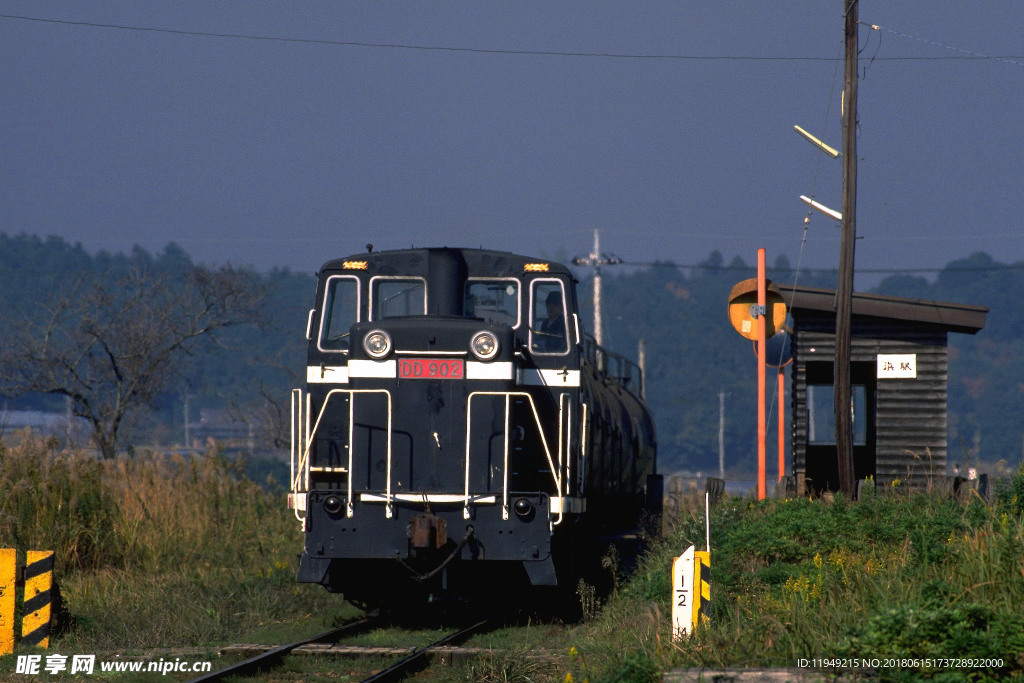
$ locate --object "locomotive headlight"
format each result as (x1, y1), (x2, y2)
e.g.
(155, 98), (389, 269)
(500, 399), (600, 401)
(323, 495), (343, 515)
(513, 497), (535, 520)
(470, 331), (499, 361)
(362, 330), (392, 359)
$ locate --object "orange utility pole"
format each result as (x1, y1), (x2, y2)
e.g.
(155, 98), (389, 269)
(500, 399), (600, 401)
(757, 248), (767, 500)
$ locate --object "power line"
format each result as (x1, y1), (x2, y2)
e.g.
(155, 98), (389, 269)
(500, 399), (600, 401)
(863, 21), (1024, 68)
(2, 13), (1023, 63)
(615, 261), (1024, 274)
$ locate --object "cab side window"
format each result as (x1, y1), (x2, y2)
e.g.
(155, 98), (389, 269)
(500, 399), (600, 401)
(530, 280), (568, 354)
(319, 276), (360, 352)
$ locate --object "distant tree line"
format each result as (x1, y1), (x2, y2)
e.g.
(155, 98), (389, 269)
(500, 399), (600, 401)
(0, 234), (310, 457)
(579, 250), (1023, 474)
(1, 233), (1019, 472)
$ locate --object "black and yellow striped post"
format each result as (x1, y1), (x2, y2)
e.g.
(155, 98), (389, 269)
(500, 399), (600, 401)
(692, 550), (710, 629)
(1, 548), (15, 655)
(21, 551), (55, 648)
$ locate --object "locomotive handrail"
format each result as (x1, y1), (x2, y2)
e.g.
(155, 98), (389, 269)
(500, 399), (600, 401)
(291, 388), (394, 520)
(580, 401), (588, 495)
(559, 391), (572, 504)
(290, 389), (304, 525)
(581, 333), (644, 397)
(465, 391), (563, 525)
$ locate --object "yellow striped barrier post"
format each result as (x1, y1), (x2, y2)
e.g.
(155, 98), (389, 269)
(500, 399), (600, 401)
(0, 549), (55, 654)
(1, 549), (15, 655)
(693, 550), (710, 629)
(22, 551), (55, 648)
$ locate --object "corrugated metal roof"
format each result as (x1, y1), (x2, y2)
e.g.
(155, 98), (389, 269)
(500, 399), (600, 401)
(777, 284), (987, 334)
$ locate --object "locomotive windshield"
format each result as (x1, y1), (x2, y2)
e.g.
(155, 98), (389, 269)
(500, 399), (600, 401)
(464, 279), (519, 327)
(372, 277), (426, 319)
(319, 275), (359, 352)
(529, 280), (569, 354)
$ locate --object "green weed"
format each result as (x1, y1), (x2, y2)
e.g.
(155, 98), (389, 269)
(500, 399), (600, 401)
(564, 469), (1024, 681)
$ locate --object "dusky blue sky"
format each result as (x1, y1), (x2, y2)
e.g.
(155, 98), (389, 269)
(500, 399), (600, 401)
(3, 2), (1022, 288)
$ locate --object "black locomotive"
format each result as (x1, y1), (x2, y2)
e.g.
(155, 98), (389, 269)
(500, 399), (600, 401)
(289, 247), (658, 608)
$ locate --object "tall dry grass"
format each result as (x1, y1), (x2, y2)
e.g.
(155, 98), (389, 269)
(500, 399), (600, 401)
(0, 433), (352, 649)
(0, 432), (292, 573)
(0, 432), (119, 571)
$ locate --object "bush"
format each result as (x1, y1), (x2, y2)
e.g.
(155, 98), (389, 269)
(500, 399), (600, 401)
(993, 462), (1024, 516)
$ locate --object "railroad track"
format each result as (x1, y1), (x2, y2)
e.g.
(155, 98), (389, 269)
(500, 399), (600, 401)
(361, 619), (488, 683)
(186, 614), (491, 683)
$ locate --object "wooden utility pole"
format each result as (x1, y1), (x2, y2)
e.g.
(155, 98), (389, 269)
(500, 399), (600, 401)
(638, 338), (647, 400)
(778, 370), (786, 484)
(572, 229), (622, 349)
(718, 391), (726, 480)
(592, 229), (604, 346)
(835, 0), (858, 497)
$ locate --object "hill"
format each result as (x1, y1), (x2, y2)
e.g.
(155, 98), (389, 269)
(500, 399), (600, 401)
(1, 233), (1020, 476)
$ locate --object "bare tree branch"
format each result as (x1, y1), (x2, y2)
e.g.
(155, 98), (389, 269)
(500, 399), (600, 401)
(0, 264), (266, 458)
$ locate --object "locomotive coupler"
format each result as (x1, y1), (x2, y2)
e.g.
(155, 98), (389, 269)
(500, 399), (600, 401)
(410, 513), (448, 549)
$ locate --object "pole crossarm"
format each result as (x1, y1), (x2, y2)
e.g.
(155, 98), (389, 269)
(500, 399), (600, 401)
(572, 230), (622, 347)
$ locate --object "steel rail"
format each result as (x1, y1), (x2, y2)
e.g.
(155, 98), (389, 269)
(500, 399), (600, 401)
(360, 619), (489, 683)
(185, 614), (379, 683)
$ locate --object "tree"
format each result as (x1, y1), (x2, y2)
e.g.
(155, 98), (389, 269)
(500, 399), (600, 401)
(0, 265), (264, 458)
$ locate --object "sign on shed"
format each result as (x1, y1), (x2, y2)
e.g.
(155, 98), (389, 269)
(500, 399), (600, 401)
(877, 353), (916, 379)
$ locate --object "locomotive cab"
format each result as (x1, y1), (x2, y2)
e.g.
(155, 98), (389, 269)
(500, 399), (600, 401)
(289, 248), (654, 607)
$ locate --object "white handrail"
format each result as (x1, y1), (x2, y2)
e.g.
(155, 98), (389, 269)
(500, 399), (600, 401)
(579, 402), (588, 496)
(290, 388), (305, 524)
(560, 392), (572, 496)
(289, 388), (393, 519)
(465, 391), (563, 525)
(293, 388), (563, 525)
(304, 390), (312, 491)
(502, 395), (511, 520)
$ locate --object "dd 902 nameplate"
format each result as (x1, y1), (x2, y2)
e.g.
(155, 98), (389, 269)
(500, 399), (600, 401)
(398, 358), (464, 379)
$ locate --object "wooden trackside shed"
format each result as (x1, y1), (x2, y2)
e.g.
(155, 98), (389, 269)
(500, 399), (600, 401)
(778, 285), (987, 492)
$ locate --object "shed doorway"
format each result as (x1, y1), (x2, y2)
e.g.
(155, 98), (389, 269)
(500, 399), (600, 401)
(804, 361), (876, 493)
